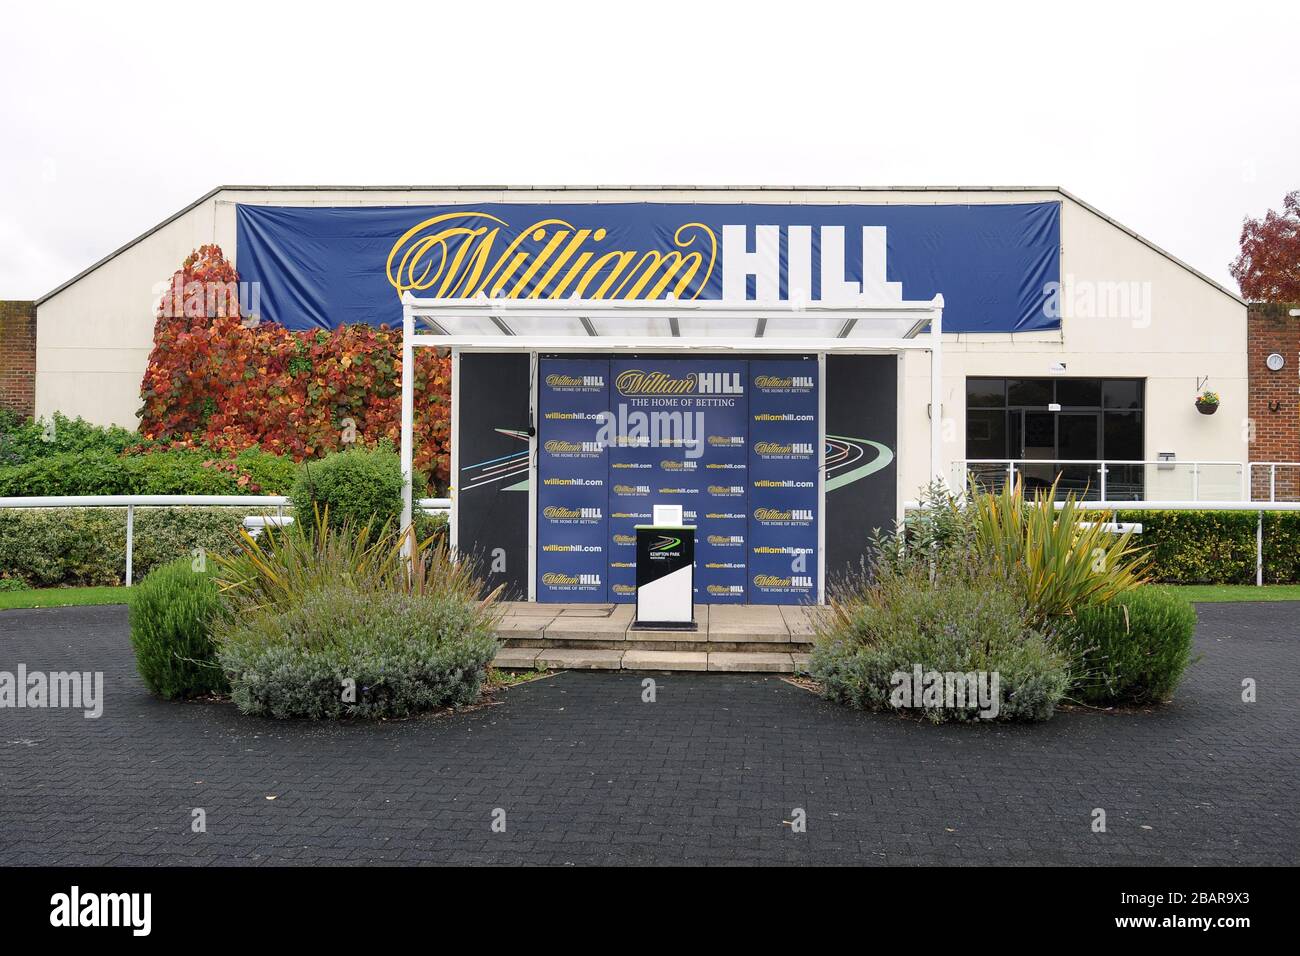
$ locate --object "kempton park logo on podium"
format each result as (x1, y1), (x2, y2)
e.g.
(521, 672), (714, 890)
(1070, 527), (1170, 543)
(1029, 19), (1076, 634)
(385, 211), (904, 304)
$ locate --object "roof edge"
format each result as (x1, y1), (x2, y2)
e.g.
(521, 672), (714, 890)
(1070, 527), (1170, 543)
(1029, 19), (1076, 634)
(1055, 187), (1244, 306)
(37, 184), (1244, 307)
(36, 185), (223, 306)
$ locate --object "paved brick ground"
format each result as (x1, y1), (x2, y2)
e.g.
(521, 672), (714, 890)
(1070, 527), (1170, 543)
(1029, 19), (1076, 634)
(1, 603), (1296, 865)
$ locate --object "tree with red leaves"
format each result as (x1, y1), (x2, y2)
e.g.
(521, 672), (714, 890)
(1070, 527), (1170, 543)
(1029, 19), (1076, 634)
(1230, 190), (1300, 302)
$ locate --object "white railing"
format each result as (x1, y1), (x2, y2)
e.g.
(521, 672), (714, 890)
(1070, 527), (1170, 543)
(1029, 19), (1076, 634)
(954, 459), (1254, 503)
(1247, 462), (1300, 503)
(903, 497), (1300, 587)
(0, 495), (451, 586)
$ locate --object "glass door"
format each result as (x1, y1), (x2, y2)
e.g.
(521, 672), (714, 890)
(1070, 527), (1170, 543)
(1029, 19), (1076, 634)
(1056, 412), (1100, 498)
(1016, 410), (1057, 494)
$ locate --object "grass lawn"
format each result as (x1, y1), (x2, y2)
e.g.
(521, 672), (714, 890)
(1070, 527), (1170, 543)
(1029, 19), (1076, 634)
(0, 586), (128, 611)
(1170, 584), (1300, 603)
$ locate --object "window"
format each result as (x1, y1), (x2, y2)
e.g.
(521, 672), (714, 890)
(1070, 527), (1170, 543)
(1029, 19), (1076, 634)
(964, 378), (1145, 499)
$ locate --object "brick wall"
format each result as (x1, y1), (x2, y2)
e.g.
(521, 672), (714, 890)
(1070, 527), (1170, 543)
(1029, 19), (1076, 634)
(0, 300), (36, 420)
(1247, 302), (1300, 500)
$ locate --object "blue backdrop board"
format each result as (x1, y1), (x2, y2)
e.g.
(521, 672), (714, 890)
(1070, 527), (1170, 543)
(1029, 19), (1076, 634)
(608, 358), (750, 604)
(236, 202), (1061, 334)
(747, 360), (819, 604)
(537, 356), (820, 604)
(536, 360), (609, 601)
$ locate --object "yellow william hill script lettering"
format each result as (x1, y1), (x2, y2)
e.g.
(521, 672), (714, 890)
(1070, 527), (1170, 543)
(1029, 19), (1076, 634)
(387, 213), (717, 301)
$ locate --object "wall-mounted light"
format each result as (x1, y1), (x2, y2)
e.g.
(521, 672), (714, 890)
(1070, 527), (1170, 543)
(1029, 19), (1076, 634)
(1049, 362), (1067, 374)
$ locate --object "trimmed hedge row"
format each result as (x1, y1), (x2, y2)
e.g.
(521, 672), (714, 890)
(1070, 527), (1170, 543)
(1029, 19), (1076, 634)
(1118, 510), (1300, 584)
(0, 505), (450, 588)
(0, 447), (300, 497)
(0, 411), (137, 466)
(0, 508), (256, 587)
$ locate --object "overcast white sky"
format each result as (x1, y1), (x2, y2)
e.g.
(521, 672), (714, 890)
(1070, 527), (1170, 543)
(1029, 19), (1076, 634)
(2, 0), (1296, 299)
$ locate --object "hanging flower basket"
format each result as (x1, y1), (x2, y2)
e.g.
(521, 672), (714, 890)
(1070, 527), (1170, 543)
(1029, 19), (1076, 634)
(1195, 390), (1220, 415)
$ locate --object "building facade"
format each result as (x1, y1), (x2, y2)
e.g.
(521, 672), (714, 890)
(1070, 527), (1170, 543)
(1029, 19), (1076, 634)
(32, 186), (1249, 498)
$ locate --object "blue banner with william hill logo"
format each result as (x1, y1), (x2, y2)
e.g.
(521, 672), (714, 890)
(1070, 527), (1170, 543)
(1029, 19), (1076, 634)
(236, 201), (1061, 333)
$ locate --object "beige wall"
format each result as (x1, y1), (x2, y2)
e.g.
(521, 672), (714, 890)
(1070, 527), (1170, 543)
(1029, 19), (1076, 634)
(899, 194), (1246, 510)
(37, 188), (1247, 507)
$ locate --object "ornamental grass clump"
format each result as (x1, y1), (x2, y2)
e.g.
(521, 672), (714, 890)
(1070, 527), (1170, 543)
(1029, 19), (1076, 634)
(811, 479), (1173, 723)
(211, 511), (501, 719)
(969, 478), (1152, 625)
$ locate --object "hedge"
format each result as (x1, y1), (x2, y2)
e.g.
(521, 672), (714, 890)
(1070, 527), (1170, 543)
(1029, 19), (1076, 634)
(0, 411), (137, 466)
(0, 507), (259, 587)
(215, 586), (499, 719)
(0, 505), (446, 589)
(1117, 509), (1300, 584)
(0, 447), (299, 497)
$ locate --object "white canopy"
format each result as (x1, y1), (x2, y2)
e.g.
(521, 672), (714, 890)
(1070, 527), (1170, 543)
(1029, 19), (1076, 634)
(400, 292), (943, 352)
(397, 293), (945, 536)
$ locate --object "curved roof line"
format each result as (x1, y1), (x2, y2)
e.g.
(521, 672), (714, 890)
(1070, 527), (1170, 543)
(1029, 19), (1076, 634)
(36, 184), (1244, 306)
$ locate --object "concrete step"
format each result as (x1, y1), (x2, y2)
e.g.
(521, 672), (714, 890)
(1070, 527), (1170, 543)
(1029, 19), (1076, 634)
(493, 646), (812, 674)
(501, 636), (812, 653)
(492, 602), (822, 651)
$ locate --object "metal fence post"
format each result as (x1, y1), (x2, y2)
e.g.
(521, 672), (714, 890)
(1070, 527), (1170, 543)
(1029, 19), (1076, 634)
(1256, 511), (1264, 587)
(1099, 461), (1107, 501)
(126, 504), (134, 587)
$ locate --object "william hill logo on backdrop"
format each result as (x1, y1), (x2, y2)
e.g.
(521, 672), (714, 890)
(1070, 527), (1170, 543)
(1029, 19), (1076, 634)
(754, 374), (815, 391)
(545, 373), (605, 390)
(614, 369), (742, 397)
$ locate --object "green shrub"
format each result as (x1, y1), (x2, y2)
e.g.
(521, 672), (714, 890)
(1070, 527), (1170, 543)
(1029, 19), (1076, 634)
(128, 557), (229, 699)
(212, 515), (499, 719)
(0, 577), (29, 592)
(1061, 586), (1198, 704)
(880, 480), (1149, 625)
(0, 507), (258, 587)
(0, 412), (137, 466)
(232, 447), (301, 494)
(288, 444), (426, 533)
(811, 572), (1071, 722)
(0, 448), (299, 497)
(215, 587), (498, 719)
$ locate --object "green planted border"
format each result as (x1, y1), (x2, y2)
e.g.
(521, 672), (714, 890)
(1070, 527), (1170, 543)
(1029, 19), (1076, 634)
(1117, 510), (1300, 584)
(0, 447), (299, 497)
(0, 508), (267, 588)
